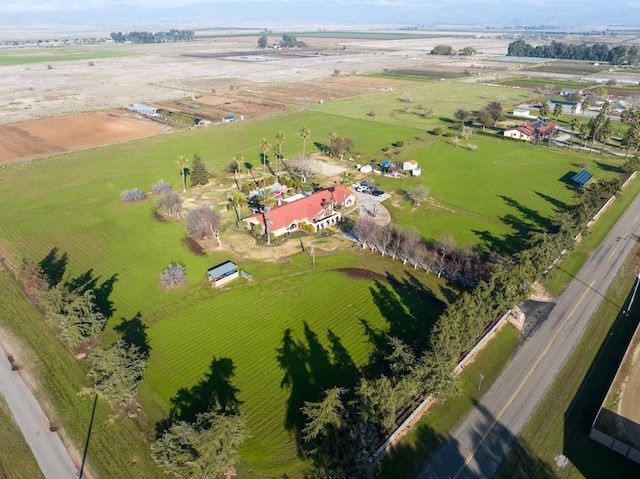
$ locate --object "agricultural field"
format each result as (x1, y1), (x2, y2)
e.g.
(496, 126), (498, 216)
(1, 35), (636, 477)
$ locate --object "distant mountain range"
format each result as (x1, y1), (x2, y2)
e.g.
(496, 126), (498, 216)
(0, 1), (634, 38)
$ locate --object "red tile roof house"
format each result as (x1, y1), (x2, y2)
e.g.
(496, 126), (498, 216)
(243, 186), (356, 238)
(503, 120), (557, 142)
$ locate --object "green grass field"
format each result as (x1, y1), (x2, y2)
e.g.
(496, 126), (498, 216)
(0, 76), (627, 477)
(0, 48), (129, 65)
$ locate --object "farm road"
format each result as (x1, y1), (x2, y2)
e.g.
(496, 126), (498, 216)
(415, 190), (640, 478)
(0, 344), (78, 479)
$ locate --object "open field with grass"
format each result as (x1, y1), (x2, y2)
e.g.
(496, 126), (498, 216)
(1, 41), (638, 477)
(0, 48), (129, 65)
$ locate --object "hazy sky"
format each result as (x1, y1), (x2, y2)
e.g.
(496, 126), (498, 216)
(3, 0), (638, 27)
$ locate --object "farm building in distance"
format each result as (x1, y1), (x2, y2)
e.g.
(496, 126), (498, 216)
(503, 120), (557, 142)
(207, 261), (239, 287)
(547, 99), (582, 115)
(243, 185), (356, 238)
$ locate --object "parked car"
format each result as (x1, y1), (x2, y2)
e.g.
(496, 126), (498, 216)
(372, 190), (384, 196)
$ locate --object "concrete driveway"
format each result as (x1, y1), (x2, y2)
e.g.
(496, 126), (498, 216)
(355, 191), (391, 227)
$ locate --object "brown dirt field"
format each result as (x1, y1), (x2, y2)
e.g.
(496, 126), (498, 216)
(0, 110), (164, 165)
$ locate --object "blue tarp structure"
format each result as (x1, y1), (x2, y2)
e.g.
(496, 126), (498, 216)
(572, 169), (593, 187)
(380, 161), (391, 168)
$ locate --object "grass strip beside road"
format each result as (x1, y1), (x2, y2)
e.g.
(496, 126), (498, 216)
(0, 268), (163, 479)
(545, 175), (640, 297)
(379, 323), (520, 478)
(496, 246), (640, 478)
(0, 394), (44, 479)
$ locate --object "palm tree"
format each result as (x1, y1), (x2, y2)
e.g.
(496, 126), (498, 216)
(175, 155), (189, 193)
(581, 98), (590, 116)
(619, 109), (630, 135)
(274, 131), (286, 178)
(259, 138), (271, 178)
(599, 119), (613, 155)
(230, 190), (245, 223)
(624, 124), (640, 158)
(601, 100), (611, 116)
(339, 171), (355, 186)
(539, 102), (550, 119)
(569, 118), (580, 149)
(299, 126), (311, 162)
(259, 188), (277, 245)
(553, 103), (563, 124)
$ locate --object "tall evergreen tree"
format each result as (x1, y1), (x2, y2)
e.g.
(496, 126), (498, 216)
(190, 154), (209, 187)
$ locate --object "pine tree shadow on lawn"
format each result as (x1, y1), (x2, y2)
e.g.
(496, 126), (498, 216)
(362, 272), (445, 372)
(155, 356), (242, 437)
(534, 191), (568, 213)
(38, 247), (68, 287)
(114, 312), (151, 358)
(275, 322), (358, 450)
(65, 269), (118, 319)
(38, 247), (118, 319)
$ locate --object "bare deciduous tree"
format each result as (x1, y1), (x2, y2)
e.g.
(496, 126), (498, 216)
(289, 156), (321, 184)
(404, 186), (429, 206)
(187, 206), (222, 242)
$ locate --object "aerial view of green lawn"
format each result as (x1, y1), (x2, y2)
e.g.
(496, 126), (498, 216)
(0, 57), (632, 477)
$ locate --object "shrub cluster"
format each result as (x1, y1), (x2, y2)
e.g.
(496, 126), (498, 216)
(121, 188), (147, 203)
(161, 263), (187, 290)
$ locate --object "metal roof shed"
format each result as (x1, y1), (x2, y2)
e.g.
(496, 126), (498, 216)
(572, 169), (594, 187)
(207, 261), (239, 287)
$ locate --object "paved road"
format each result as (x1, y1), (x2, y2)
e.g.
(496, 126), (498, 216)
(0, 344), (78, 479)
(417, 191), (640, 479)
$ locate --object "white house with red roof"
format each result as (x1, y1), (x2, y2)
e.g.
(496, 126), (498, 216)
(243, 185), (356, 238)
(503, 120), (557, 142)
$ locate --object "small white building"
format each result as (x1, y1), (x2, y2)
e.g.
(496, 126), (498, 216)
(359, 164), (373, 173)
(513, 108), (530, 118)
(411, 168), (422, 177)
(403, 159), (418, 171)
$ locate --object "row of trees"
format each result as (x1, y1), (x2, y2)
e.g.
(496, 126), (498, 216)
(110, 30), (194, 43)
(353, 216), (488, 282)
(18, 255), (147, 407)
(257, 33), (307, 49)
(431, 45), (476, 56)
(507, 39), (640, 65)
(303, 156), (639, 477)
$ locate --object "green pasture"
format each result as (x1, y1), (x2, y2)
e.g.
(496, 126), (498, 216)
(145, 259), (447, 475)
(313, 81), (536, 130)
(371, 137), (622, 252)
(0, 48), (129, 65)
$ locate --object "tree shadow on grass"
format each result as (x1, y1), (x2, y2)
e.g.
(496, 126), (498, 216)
(38, 247), (68, 287)
(169, 356), (241, 424)
(65, 269), (118, 319)
(114, 312), (151, 358)
(534, 191), (568, 213)
(276, 322), (358, 448)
